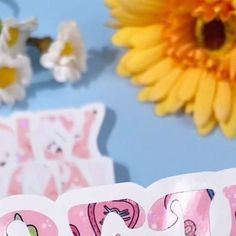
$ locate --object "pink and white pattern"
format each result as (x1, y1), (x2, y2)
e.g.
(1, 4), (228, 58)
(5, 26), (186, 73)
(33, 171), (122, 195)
(0, 211), (58, 236)
(68, 199), (145, 236)
(224, 185), (236, 236)
(0, 103), (114, 199)
(1, 169), (236, 235)
(148, 190), (214, 235)
(7, 163), (59, 200)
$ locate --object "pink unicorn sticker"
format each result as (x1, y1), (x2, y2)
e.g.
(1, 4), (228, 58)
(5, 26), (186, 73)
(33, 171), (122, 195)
(7, 213), (39, 236)
(148, 189), (215, 235)
(68, 199), (145, 236)
(36, 114), (74, 160)
(0, 211), (58, 236)
(28, 104), (105, 161)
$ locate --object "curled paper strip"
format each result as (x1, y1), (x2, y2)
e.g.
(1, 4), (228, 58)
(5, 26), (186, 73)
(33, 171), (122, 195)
(1, 169), (236, 235)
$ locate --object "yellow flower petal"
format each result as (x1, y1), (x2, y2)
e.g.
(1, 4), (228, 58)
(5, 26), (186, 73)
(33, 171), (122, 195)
(112, 27), (143, 47)
(111, 7), (158, 26)
(185, 101), (194, 114)
(220, 86), (236, 139)
(105, 0), (119, 8)
(119, 0), (166, 15)
(125, 44), (166, 74)
(130, 24), (163, 49)
(119, 46), (168, 78)
(155, 103), (167, 116)
(177, 68), (203, 103)
(194, 72), (216, 128)
(131, 76), (141, 85)
(117, 51), (132, 76)
(148, 68), (182, 102)
(164, 76), (185, 114)
(214, 81), (232, 122)
(155, 73), (185, 116)
(198, 117), (216, 136)
(138, 87), (151, 102)
(135, 58), (173, 86)
(229, 49), (236, 80)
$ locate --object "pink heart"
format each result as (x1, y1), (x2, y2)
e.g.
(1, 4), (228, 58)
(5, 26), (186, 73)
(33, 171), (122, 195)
(87, 199), (141, 236)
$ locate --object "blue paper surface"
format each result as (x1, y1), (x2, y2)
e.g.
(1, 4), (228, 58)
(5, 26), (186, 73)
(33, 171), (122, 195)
(0, 0), (236, 187)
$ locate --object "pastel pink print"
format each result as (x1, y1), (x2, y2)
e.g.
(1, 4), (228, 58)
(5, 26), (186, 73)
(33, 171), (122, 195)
(16, 119), (33, 162)
(72, 110), (97, 159)
(0, 124), (14, 135)
(8, 164), (59, 200)
(43, 120), (65, 160)
(8, 166), (23, 195)
(0, 211), (58, 235)
(148, 189), (215, 236)
(45, 146), (64, 160)
(59, 116), (74, 132)
(70, 224), (80, 236)
(43, 176), (59, 201)
(60, 161), (89, 193)
(68, 199), (145, 236)
(0, 124), (17, 167)
(39, 114), (74, 160)
(42, 115), (74, 132)
(224, 185), (236, 236)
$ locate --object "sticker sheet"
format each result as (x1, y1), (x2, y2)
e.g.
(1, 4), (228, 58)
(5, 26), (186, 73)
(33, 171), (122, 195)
(0, 103), (114, 199)
(58, 168), (236, 236)
(1, 168), (236, 235)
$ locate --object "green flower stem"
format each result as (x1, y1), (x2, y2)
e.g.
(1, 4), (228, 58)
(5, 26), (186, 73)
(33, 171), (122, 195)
(27, 36), (53, 54)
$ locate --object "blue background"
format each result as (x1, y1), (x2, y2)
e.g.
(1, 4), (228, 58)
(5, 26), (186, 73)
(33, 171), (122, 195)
(0, 0), (236, 187)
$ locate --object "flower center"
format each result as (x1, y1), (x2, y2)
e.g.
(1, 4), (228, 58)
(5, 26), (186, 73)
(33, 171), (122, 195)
(195, 17), (236, 58)
(196, 18), (228, 51)
(7, 27), (20, 48)
(60, 42), (74, 57)
(0, 67), (17, 88)
(201, 19), (226, 50)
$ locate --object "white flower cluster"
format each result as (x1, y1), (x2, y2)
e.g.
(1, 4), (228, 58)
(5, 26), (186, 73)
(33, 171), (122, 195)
(0, 18), (36, 105)
(41, 22), (87, 83)
(0, 18), (87, 105)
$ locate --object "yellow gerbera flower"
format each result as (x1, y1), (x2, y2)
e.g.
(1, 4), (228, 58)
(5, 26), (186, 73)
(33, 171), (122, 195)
(106, 0), (236, 138)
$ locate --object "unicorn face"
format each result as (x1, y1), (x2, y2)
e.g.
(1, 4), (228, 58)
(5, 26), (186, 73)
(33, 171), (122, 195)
(34, 118), (70, 160)
(1, 211), (58, 236)
(7, 213), (38, 236)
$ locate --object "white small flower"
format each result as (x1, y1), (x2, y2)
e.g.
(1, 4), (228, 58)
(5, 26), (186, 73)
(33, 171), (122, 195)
(0, 53), (32, 105)
(41, 21), (87, 83)
(0, 17), (38, 55)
